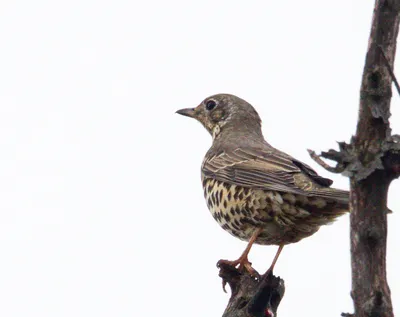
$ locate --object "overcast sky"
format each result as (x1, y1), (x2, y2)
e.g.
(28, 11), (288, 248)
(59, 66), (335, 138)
(1, 1), (399, 316)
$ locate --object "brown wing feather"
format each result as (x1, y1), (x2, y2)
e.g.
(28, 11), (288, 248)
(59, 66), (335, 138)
(202, 147), (349, 204)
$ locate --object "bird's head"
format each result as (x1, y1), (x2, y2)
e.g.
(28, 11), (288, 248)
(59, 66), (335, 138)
(176, 94), (263, 140)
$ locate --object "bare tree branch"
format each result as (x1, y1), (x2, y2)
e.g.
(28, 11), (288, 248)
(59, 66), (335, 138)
(219, 264), (285, 317)
(307, 148), (345, 173)
(308, 1), (400, 316)
(379, 45), (400, 96)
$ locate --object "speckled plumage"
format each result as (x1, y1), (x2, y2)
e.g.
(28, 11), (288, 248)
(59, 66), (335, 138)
(177, 93), (349, 272)
(202, 177), (346, 246)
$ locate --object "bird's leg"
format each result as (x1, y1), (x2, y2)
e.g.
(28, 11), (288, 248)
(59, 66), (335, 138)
(266, 244), (284, 273)
(217, 227), (263, 276)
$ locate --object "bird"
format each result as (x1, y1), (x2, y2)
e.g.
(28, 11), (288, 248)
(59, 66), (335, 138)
(176, 94), (349, 274)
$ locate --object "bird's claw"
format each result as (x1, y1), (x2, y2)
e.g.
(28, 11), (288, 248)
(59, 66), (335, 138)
(217, 258), (259, 277)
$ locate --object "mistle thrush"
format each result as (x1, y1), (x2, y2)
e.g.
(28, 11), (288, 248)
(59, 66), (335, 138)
(176, 94), (349, 274)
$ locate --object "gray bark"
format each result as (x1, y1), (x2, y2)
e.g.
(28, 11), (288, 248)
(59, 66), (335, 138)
(219, 264), (284, 317)
(310, 1), (400, 316)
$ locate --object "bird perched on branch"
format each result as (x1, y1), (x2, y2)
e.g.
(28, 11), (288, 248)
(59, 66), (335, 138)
(176, 94), (349, 274)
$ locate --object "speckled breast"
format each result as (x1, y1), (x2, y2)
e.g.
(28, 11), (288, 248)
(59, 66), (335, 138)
(202, 177), (254, 241)
(201, 177), (333, 245)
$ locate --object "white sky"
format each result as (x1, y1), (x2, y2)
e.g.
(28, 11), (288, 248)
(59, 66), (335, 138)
(1, 1), (399, 316)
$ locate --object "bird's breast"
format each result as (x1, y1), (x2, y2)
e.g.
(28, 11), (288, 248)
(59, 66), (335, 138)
(201, 177), (263, 241)
(201, 176), (345, 245)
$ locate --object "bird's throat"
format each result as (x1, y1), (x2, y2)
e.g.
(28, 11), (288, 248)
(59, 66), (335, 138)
(212, 124), (221, 140)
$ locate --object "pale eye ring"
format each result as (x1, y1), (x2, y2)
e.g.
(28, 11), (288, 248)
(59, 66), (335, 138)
(205, 99), (217, 111)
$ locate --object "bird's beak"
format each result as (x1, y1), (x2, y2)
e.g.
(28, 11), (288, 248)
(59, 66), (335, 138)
(176, 107), (196, 118)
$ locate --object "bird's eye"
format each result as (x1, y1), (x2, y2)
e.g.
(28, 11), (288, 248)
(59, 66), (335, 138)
(205, 100), (217, 111)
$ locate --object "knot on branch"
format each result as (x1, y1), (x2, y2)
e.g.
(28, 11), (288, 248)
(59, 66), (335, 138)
(362, 291), (390, 316)
(218, 263), (285, 317)
(308, 135), (400, 181)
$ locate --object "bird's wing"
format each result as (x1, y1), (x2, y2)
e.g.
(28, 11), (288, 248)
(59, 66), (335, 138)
(202, 147), (349, 203)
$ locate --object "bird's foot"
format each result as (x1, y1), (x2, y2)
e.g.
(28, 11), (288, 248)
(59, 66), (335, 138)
(217, 256), (258, 277)
(217, 256), (260, 293)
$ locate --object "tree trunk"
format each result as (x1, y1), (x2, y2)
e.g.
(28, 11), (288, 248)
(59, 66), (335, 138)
(350, 1), (400, 316)
(310, 1), (400, 316)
